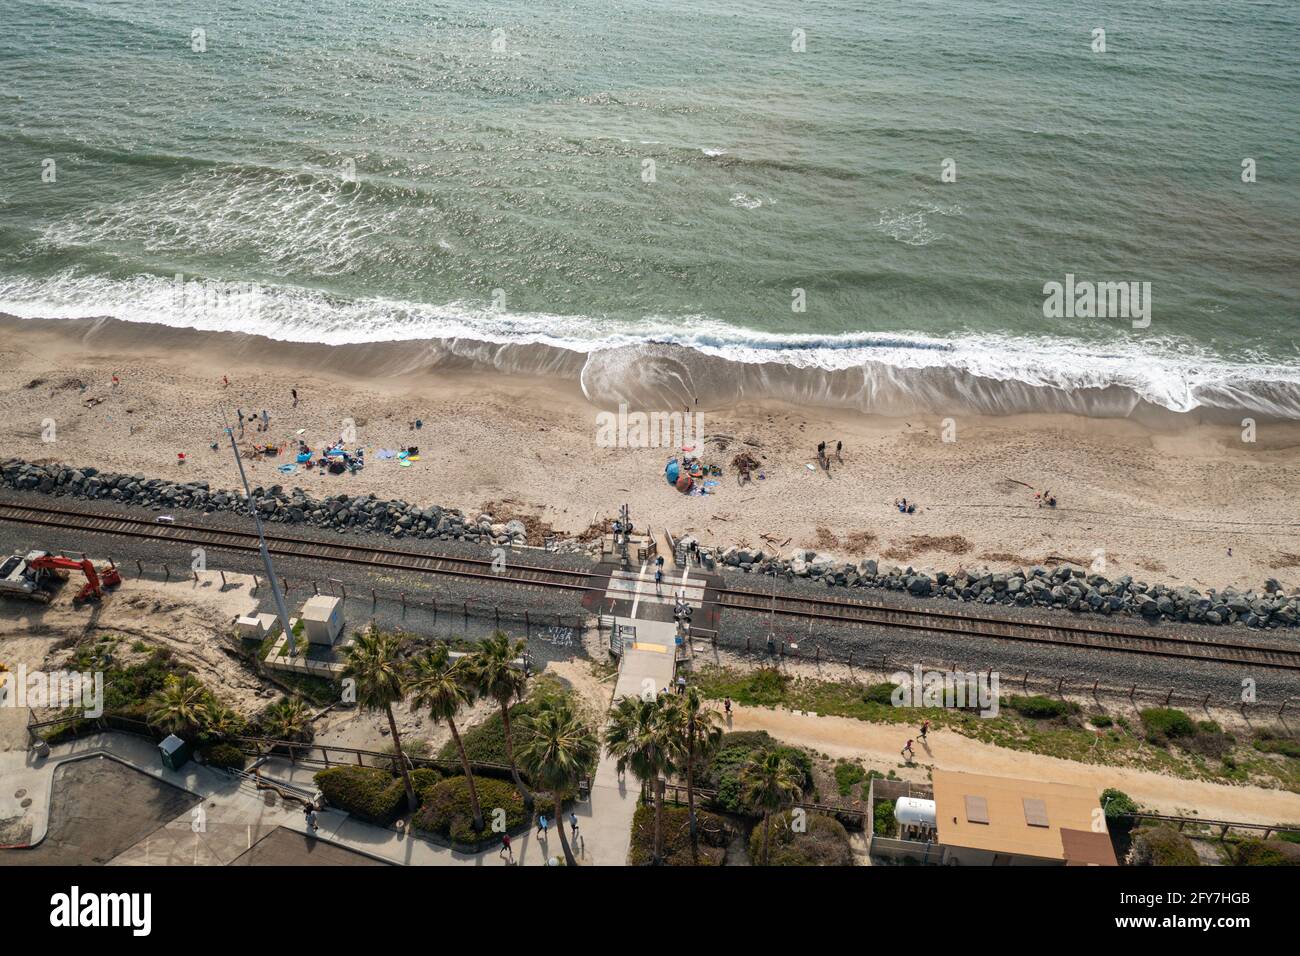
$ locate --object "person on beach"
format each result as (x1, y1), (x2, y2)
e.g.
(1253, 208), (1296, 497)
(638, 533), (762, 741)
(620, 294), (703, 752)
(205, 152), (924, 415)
(919, 719), (929, 742)
(499, 832), (514, 863)
(223, 375), (229, 388)
(111, 373), (120, 388)
(902, 739), (914, 761)
(817, 440), (826, 461)
(724, 697), (732, 718)
(260, 409), (269, 432)
(836, 440), (843, 462)
(291, 387), (298, 407)
(537, 813), (549, 839)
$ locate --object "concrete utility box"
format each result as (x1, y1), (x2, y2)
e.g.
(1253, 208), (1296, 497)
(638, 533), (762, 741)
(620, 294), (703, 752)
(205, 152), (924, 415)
(300, 595), (344, 645)
(236, 612), (279, 640)
(159, 734), (191, 771)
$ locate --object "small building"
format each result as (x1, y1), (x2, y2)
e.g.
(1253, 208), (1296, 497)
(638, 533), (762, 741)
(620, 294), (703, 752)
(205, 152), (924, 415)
(869, 770), (1116, 866)
(299, 595), (344, 646)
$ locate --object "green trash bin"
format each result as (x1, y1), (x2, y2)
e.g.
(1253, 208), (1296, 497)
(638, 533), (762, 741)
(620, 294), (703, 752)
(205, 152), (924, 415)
(159, 734), (191, 771)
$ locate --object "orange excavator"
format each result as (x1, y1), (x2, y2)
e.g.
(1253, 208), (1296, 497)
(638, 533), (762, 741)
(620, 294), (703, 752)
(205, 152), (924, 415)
(0, 550), (122, 604)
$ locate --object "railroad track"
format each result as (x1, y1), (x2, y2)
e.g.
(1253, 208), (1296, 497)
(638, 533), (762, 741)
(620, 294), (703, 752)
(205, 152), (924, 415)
(716, 587), (1300, 671)
(3, 499), (1298, 671)
(0, 500), (599, 595)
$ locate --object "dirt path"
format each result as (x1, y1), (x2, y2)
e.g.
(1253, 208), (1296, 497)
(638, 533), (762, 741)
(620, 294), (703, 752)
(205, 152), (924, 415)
(728, 705), (1300, 826)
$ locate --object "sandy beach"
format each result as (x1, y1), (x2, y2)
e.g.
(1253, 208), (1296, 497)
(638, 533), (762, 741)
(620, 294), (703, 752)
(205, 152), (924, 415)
(2, 315), (1297, 594)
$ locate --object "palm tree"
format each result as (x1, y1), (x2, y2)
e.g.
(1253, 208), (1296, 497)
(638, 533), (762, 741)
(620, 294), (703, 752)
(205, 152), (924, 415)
(739, 751), (804, 865)
(341, 626), (417, 811)
(200, 701), (246, 740)
(517, 696), (599, 866)
(672, 688), (723, 862)
(409, 643), (483, 832)
(260, 696), (312, 742)
(148, 674), (211, 735)
(471, 630), (531, 804)
(604, 695), (680, 863)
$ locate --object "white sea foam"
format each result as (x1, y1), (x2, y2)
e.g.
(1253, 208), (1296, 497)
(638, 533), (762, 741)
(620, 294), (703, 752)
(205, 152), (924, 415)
(1, 268), (1297, 421)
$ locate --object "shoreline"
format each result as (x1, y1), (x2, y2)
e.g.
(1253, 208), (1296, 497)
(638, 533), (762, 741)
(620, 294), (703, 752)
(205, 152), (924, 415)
(1, 315), (1298, 593)
(4, 313), (1298, 425)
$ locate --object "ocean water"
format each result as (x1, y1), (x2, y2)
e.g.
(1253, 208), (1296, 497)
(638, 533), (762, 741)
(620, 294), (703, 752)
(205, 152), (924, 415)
(0, 0), (1297, 418)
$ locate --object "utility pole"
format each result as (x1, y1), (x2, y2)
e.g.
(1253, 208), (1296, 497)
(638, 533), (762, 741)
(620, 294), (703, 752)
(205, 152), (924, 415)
(224, 423), (297, 656)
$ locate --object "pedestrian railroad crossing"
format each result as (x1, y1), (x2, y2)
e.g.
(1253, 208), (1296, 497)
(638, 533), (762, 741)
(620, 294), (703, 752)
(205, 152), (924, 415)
(597, 556), (722, 701)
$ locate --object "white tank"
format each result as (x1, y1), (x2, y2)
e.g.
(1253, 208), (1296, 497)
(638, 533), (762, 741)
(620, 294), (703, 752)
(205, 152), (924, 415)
(894, 797), (937, 827)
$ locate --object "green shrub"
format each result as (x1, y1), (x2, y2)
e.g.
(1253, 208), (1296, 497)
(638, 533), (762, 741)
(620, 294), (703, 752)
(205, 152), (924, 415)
(315, 766), (407, 826)
(863, 683), (897, 706)
(1100, 788), (1139, 818)
(436, 676), (575, 768)
(1090, 714), (1113, 728)
(873, 800), (897, 836)
(1233, 838), (1300, 866)
(200, 743), (246, 771)
(413, 775), (525, 846)
(1139, 708), (1196, 740)
(1131, 826), (1199, 866)
(1253, 732), (1300, 759)
(697, 731), (812, 814)
(628, 804), (728, 866)
(749, 811), (853, 866)
(1007, 695), (1075, 719)
(834, 760), (866, 797)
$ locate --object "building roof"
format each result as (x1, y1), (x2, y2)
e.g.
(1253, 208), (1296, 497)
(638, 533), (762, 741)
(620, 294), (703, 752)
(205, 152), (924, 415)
(932, 769), (1115, 865)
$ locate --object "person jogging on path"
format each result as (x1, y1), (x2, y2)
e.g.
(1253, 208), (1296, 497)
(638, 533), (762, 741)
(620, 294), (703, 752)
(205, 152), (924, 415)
(902, 739), (915, 761)
(537, 814), (549, 839)
(919, 719), (930, 742)
(499, 832), (514, 863)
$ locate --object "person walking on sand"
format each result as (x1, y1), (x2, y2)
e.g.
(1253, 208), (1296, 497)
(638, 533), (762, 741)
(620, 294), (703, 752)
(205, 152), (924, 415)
(918, 719), (929, 742)
(817, 440), (826, 462)
(902, 739), (914, 761)
(260, 409), (269, 432)
(499, 832), (514, 863)
(537, 813), (549, 840)
(836, 440), (843, 462)
(724, 697), (732, 718)
(223, 375), (230, 388)
(291, 387), (298, 407)
(111, 373), (120, 388)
